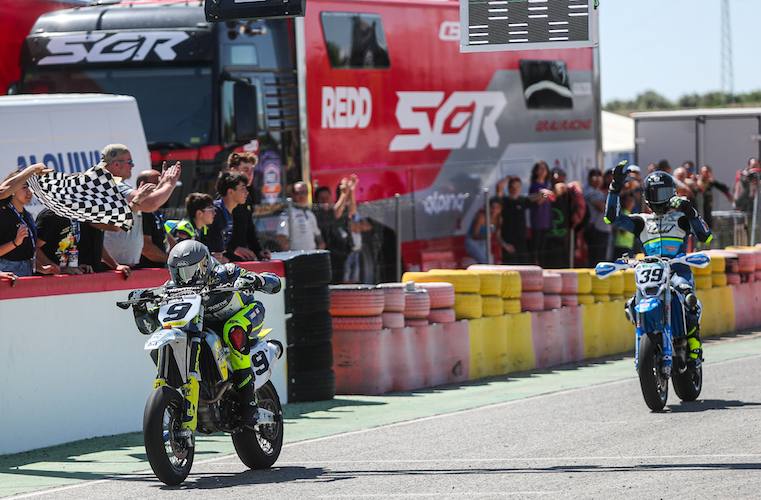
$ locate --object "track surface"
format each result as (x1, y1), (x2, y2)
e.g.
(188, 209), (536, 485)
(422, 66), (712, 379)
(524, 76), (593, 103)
(7, 333), (761, 499)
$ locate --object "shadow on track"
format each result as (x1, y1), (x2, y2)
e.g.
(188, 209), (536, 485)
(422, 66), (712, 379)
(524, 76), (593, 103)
(667, 399), (761, 413)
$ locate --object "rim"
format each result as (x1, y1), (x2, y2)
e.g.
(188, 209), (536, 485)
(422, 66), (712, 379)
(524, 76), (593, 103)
(162, 405), (190, 471)
(652, 350), (668, 402)
(255, 395), (281, 456)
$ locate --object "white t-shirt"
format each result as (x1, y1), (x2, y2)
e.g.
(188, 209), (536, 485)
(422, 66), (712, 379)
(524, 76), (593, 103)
(103, 182), (144, 265)
(278, 207), (321, 251)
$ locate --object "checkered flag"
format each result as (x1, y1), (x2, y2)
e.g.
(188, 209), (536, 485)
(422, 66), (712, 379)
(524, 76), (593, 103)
(28, 165), (133, 230)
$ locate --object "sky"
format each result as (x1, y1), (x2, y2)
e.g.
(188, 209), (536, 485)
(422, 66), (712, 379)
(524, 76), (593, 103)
(599, 0), (761, 104)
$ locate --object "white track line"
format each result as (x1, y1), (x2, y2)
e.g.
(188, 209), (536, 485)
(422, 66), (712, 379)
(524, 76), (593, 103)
(11, 352), (761, 498)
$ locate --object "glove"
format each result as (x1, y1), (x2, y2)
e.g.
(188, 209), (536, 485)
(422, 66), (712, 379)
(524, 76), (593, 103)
(257, 272), (282, 294)
(609, 160), (628, 193)
(670, 195), (694, 214)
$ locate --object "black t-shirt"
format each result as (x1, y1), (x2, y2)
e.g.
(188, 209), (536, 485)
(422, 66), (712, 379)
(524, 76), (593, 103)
(139, 211), (168, 268)
(501, 196), (529, 250)
(36, 209), (105, 271)
(0, 199), (36, 261)
(229, 202), (263, 260)
(205, 199), (231, 255)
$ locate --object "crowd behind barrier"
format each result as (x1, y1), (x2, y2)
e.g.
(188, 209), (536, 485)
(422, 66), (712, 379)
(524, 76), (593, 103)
(327, 245), (761, 396)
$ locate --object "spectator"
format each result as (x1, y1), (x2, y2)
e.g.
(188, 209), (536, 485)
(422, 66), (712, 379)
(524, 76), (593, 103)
(136, 169), (174, 268)
(551, 168), (587, 268)
(613, 194), (636, 259)
(528, 160), (553, 266)
(169, 193), (216, 244)
(0, 163), (52, 200)
(314, 185), (352, 283)
(206, 171), (258, 263)
(343, 175), (372, 283)
(277, 181), (324, 251)
(225, 152), (269, 260)
(101, 144), (180, 268)
(497, 176), (531, 264)
(733, 157), (760, 216)
(673, 166), (697, 199)
(0, 270), (17, 282)
(584, 168), (611, 266)
(656, 159), (672, 173)
(0, 172), (46, 276)
(646, 162), (657, 174)
(465, 196), (502, 264)
(696, 165), (732, 229)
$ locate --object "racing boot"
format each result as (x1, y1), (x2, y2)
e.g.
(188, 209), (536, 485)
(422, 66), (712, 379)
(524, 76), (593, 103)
(683, 290), (703, 368)
(232, 368), (258, 428)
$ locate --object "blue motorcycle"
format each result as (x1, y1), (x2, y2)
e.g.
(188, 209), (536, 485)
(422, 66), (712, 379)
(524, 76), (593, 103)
(595, 253), (711, 411)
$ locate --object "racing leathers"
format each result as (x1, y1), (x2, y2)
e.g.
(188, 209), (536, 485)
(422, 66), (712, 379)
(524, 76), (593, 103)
(605, 189), (712, 365)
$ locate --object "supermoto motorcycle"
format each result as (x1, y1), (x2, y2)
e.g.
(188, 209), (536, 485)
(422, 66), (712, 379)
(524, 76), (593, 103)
(117, 282), (284, 485)
(595, 252), (711, 411)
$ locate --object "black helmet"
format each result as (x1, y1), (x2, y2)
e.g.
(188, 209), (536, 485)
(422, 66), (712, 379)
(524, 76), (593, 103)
(167, 240), (212, 286)
(643, 172), (676, 215)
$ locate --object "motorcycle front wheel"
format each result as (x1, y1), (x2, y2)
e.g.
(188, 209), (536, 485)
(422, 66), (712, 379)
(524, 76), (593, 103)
(672, 363), (702, 402)
(143, 386), (195, 485)
(637, 334), (669, 412)
(232, 381), (284, 469)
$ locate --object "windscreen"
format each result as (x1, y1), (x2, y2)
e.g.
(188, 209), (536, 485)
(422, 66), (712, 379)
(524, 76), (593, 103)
(21, 66), (212, 147)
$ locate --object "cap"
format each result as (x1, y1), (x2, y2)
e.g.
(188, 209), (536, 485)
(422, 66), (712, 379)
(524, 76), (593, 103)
(626, 164), (641, 173)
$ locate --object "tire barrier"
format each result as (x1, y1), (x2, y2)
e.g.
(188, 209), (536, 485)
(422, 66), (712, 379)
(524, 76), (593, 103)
(465, 269), (502, 296)
(417, 282), (456, 308)
(622, 269), (636, 295)
(333, 328), (393, 395)
(377, 283), (405, 312)
(276, 251), (336, 402)
(542, 272), (562, 294)
(543, 294), (562, 311)
(501, 271), (522, 299)
(405, 318), (430, 327)
(695, 275), (713, 290)
(560, 294), (579, 308)
(552, 270), (579, 295)
(607, 272), (624, 296)
(332, 315), (383, 331)
(454, 293), (483, 319)
(503, 298), (522, 314)
(470, 265), (543, 292)
(428, 307), (456, 324)
(520, 291), (545, 312)
(404, 287), (431, 319)
(712, 272), (728, 288)
(330, 285), (385, 317)
(403, 270), (480, 293)
(382, 312), (405, 329)
(577, 294), (595, 305)
(482, 296), (504, 317)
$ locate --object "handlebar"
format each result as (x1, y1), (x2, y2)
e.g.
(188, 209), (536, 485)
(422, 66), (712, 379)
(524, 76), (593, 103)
(595, 252), (711, 279)
(115, 284), (255, 309)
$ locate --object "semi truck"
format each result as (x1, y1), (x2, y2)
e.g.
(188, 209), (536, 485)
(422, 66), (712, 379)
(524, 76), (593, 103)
(15, 0), (601, 271)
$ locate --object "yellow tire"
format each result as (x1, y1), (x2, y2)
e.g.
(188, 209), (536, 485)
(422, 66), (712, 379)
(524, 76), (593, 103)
(578, 294), (595, 305)
(503, 299), (522, 314)
(595, 294), (611, 303)
(695, 275), (713, 290)
(454, 293), (483, 319)
(562, 269), (593, 294)
(501, 271), (522, 299)
(482, 296), (504, 317)
(608, 272), (624, 295)
(709, 254), (726, 273)
(466, 270), (502, 296)
(610, 295), (625, 302)
(712, 273), (727, 288)
(623, 269), (636, 295)
(402, 270), (480, 294)
(590, 274), (610, 295)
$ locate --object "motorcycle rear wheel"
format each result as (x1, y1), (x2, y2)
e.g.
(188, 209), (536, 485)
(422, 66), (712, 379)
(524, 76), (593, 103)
(232, 381), (284, 469)
(637, 334), (669, 412)
(143, 386), (195, 485)
(672, 364), (702, 402)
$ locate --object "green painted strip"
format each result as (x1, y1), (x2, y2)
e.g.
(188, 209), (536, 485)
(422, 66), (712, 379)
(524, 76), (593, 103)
(2, 333), (761, 498)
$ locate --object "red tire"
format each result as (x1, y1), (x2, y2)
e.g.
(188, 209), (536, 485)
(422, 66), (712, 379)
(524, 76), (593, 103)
(405, 318), (429, 327)
(520, 291), (545, 312)
(330, 285), (385, 317)
(553, 271), (579, 295)
(332, 315), (383, 331)
(427, 308), (456, 324)
(543, 294), (561, 310)
(381, 312), (405, 329)
(417, 282), (456, 309)
(404, 289), (431, 319)
(560, 294), (578, 307)
(727, 273), (741, 285)
(377, 283), (405, 312)
(542, 272), (562, 294)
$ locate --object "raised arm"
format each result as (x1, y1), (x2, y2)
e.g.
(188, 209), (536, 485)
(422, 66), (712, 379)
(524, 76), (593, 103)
(672, 197), (713, 244)
(128, 162), (181, 213)
(604, 161), (640, 232)
(0, 164), (52, 199)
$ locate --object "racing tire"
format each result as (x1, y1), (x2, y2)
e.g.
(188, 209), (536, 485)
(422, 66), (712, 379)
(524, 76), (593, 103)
(332, 315), (384, 331)
(417, 282), (456, 309)
(288, 368), (336, 402)
(143, 386), (194, 486)
(287, 342), (334, 372)
(637, 334), (669, 412)
(232, 381), (284, 470)
(672, 364), (702, 402)
(286, 285), (330, 315)
(287, 310), (332, 346)
(330, 285), (385, 317)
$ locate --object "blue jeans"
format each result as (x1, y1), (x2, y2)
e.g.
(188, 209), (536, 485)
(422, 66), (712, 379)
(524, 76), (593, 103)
(0, 258), (32, 277)
(465, 237), (488, 264)
(343, 251), (361, 283)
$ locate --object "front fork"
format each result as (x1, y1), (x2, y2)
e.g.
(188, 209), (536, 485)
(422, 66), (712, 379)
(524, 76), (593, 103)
(634, 327), (674, 376)
(153, 339), (202, 432)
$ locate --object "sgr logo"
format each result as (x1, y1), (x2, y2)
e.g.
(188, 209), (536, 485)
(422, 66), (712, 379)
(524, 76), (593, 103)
(389, 91), (507, 152)
(39, 32), (190, 65)
(321, 86), (372, 129)
(438, 21), (460, 41)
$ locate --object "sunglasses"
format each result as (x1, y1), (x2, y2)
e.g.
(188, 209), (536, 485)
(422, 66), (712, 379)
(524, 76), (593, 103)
(116, 159), (135, 166)
(202, 206), (216, 212)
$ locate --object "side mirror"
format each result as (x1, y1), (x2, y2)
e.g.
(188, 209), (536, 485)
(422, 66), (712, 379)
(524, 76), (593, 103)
(233, 81), (258, 143)
(205, 0), (305, 22)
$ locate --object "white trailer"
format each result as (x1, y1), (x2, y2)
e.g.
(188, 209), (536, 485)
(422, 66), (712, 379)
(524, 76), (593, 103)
(633, 107), (761, 211)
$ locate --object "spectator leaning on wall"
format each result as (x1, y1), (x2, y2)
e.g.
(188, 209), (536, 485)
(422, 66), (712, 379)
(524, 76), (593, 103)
(168, 193), (216, 247)
(206, 171), (258, 262)
(0, 171), (46, 277)
(101, 144), (181, 268)
(136, 169), (175, 268)
(225, 152), (270, 261)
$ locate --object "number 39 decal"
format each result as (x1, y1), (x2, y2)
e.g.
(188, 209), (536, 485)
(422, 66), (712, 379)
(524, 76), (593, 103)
(637, 267), (664, 284)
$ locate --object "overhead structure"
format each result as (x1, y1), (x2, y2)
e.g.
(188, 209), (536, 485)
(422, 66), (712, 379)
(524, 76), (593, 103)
(204, 0), (305, 22)
(460, 0), (599, 53)
(720, 0), (734, 96)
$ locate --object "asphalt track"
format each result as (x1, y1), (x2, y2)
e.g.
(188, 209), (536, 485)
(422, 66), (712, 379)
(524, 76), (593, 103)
(5, 332), (761, 499)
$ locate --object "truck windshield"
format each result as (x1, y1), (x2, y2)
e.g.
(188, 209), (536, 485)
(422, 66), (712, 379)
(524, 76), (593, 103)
(21, 66), (212, 147)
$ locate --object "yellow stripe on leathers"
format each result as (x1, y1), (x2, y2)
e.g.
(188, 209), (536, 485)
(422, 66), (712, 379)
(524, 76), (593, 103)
(505, 313), (535, 373)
